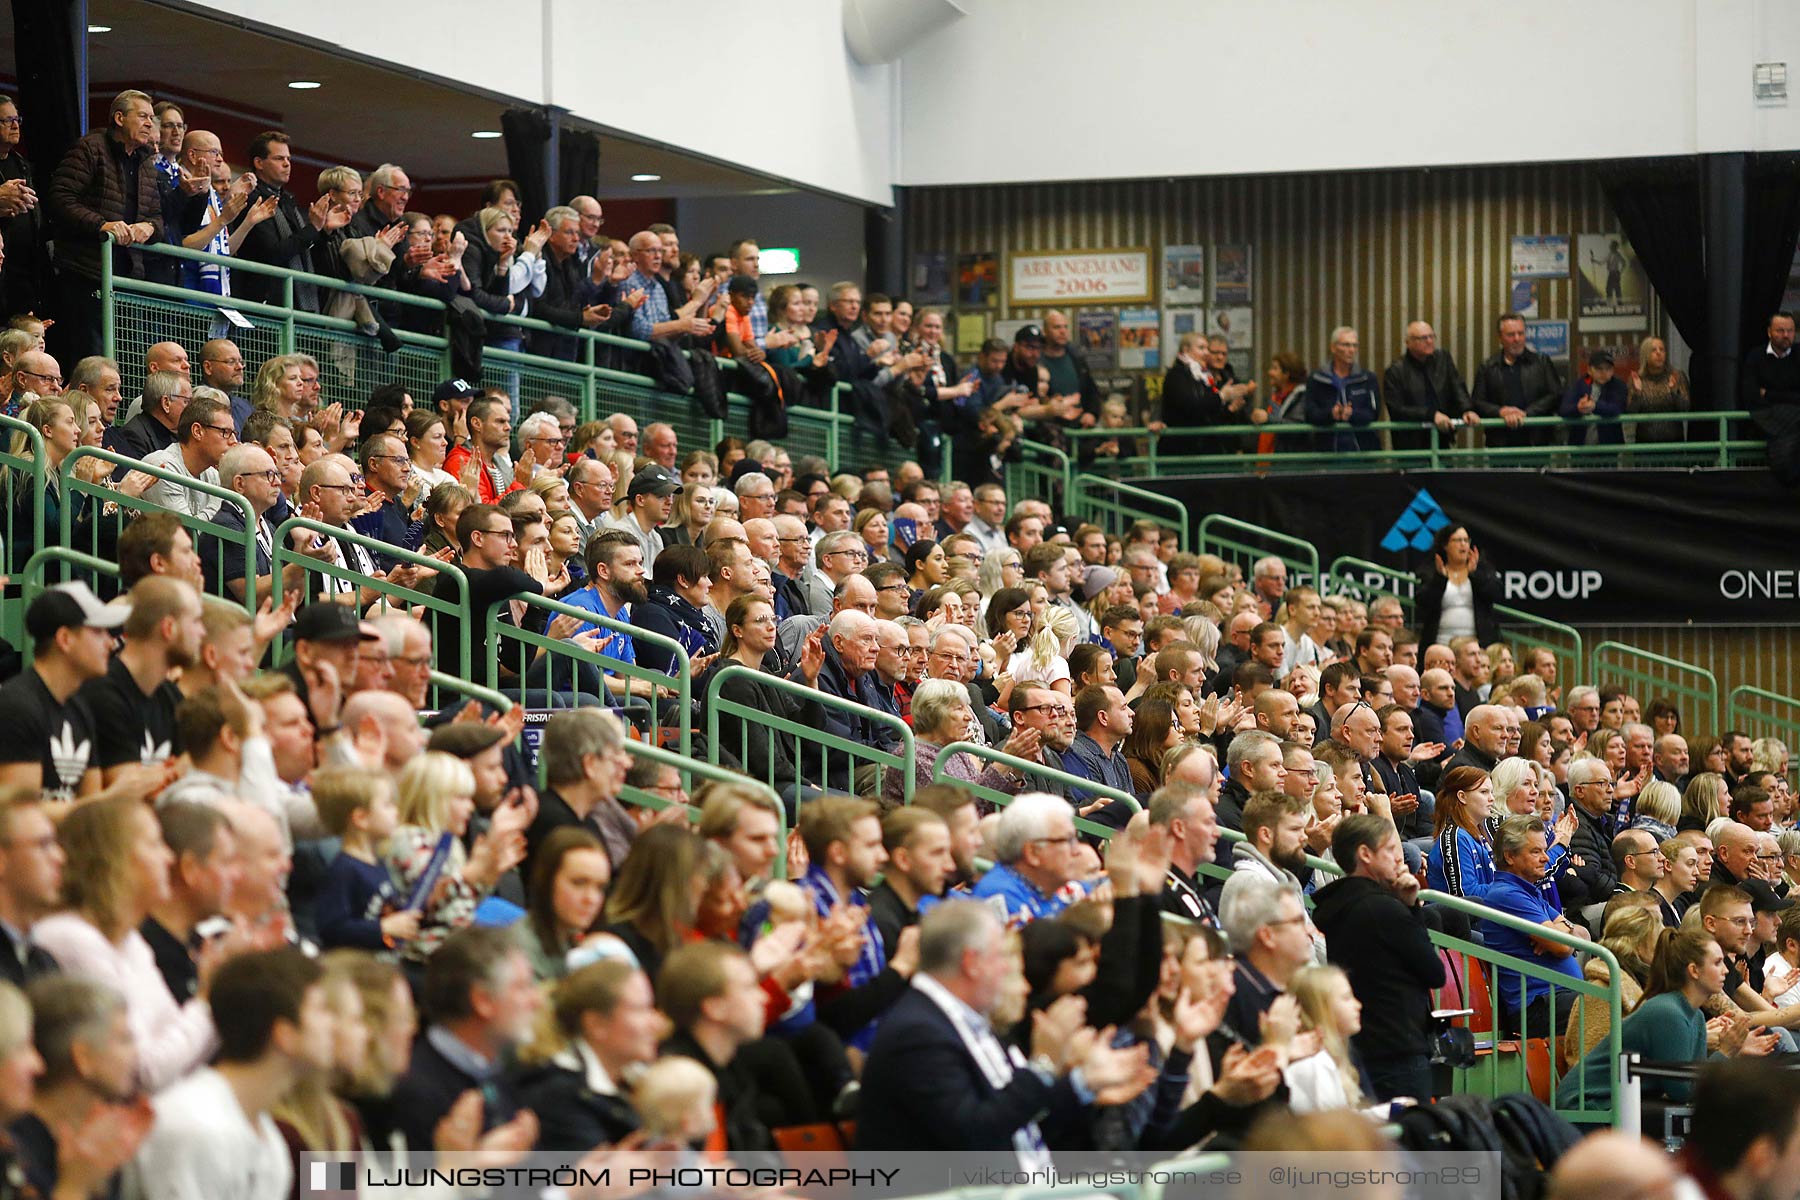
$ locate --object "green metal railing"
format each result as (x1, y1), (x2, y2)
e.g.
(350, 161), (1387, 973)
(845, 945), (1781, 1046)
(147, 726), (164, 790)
(425, 671), (514, 715)
(1057, 410), (1764, 476)
(1727, 686), (1800, 762)
(1070, 474), (1191, 550)
(1327, 555), (1416, 613)
(0, 414), (46, 650)
(1004, 438), (1072, 512)
(270, 516), (471, 696)
(927, 742), (1141, 839)
(485, 592), (692, 758)
(613, 740), (788, 877)
(19, 549), (119, 666)
(102, 239), (854, 471)
(1422, 888), (1624, 1128)
(1198, 513), (1321, 589)
(60, 446), (260, 611)
(1592, 641), (1720, 735)
(704, 663), (914, 800)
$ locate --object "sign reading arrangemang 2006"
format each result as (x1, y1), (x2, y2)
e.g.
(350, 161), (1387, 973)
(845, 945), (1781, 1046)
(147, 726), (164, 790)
(1150, 468), (1800, 624)
(1008, 247), (1152, 305)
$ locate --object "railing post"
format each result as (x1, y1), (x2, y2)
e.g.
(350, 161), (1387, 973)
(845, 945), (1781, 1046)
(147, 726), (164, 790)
(99, 234), (116, 360)
(582, 336), (599, 424)
(827, 385), (843, 472)
(1719, 412), (1730, 469)
(280, 276), (296, 353)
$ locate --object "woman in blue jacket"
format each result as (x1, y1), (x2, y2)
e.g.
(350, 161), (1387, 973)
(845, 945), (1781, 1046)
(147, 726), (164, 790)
(1426, 766), (1498, 901)
(1560, 349), (1628, 445)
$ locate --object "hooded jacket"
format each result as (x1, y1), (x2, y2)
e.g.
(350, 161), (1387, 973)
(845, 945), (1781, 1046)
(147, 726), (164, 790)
(1310, 874), (1445, 1060)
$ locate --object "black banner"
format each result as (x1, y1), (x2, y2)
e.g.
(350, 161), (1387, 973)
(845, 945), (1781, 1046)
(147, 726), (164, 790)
(1147, 468), (1800, 624)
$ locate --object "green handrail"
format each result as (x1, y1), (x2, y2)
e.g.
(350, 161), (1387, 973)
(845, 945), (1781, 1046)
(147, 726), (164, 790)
(613, 740), (788, 877)
(270, 515), (471, 687)
(1727, 686), (1800, 767)
(1005, 438), (1072, 510)
(1420, 887), (1625, 1128)
(703, 662), (914, 801)
(1496, 605), (1585, 692)
(19, 549), (119, 666)
(60, 445), (260, 613)
(483, 592), (692, 760)
(1591, 640), (1720, 734)
(1071, 474), (1192, 550)
(927, 741), (1141, 840)
(1197, 513), (1321, 587)
(425, 670), (513, 714)
(0, 414), (46, 590)
(1326, 555), (1417, 613)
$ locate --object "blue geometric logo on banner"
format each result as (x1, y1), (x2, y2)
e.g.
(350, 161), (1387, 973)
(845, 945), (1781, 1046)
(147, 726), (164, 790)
(1380, 488), (1450, 553)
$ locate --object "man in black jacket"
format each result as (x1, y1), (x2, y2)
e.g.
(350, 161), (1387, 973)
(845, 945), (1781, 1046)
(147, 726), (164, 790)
(1560, 757), (1621, 916)
(230, 131), (346, 310)
(1470, 312), (1563, 447)
(1311, 814), (1445, 1102)
(346, 163), (456, 331)
(1743, 313), (1800, 482)
(389, 927), (536, 1150)
(1382, 321), (1476, 450)
(656, 940), (778, 1153)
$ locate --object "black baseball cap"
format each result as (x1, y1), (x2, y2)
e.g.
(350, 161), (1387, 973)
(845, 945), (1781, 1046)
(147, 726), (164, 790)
(1587, 349), (1614, 367)
(433, 379), (476, 405)
(628, 464), (681, 499)
(727, 275), (759, 297)
(25, 582), (130, 641)
(293, 602), (381, 644)
(1743, 878), (1794, 915)
(1014, 324), (1045, 345)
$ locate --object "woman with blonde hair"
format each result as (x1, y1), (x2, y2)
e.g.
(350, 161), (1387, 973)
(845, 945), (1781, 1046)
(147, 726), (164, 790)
(678, 450), (718, 490)
(1678, 772), (1730, 833)
(250, 353), (306, 416)
(1629, 335), (1690, 444)
(572, 420), (616, 460)
(977, 546), (1025, 600)
(387, 751), (529, 961)
(1491, 756), (1550, 819)
(32, 796), (221, 1092)
(1006, 602), (1078, 695)
(1751, 737), (1792, 781)
(527, 468), (570, 513)
(1285, 964), (1397, 1114)
(661, 480), (717, 548)
(1563, 897), (1658, 1063)
(1629, 779), (1682, 842)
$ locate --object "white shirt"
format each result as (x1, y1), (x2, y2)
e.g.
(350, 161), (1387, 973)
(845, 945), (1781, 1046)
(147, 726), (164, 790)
(128, 1067), (291, 1200)
(1437, 578), (1477, 641)
(31, 913), (216, 1092)
(140, 445), (221, 519)
(1763, 949), (1800, 1008)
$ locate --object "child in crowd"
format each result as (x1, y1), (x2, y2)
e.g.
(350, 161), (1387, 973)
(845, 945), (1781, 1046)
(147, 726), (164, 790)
(633, 1056), (718, 1148)
(310, 768), (420, 953)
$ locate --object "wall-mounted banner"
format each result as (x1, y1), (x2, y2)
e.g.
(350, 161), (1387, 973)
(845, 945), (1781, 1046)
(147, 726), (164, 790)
(1510, 235), (1571, 278)
(1149, 468), (1800, 624)
(1009, 247), (1152, 306)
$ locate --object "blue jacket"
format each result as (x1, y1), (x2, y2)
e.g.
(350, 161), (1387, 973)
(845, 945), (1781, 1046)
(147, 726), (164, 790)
(1426, 825), (1496, 901)
(1302, 365), (1381, 451)
(971, 862), (1079, 924)
(1559, 374), (1628, 445)
(1060, 733), (1137, 829)
(1478, 871), (1583, 1011)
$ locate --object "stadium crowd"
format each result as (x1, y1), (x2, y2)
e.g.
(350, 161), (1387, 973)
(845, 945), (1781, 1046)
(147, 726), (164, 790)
(0, 85), (1789, 1200)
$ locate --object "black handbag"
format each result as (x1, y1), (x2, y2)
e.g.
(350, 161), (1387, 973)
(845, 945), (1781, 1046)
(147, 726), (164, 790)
(1431, 949), (1479, 1069)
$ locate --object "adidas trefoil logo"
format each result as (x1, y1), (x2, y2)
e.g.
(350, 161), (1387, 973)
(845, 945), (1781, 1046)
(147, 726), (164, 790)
(49, 722), (91, 795)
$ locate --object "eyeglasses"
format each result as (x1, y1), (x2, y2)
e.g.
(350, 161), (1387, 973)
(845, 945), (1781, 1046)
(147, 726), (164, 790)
(829, 549), (869, 562)
(203, 423), (238, 440)
(1029, 834), (1079, 848)
(366, 454), (409, 465)
(529, 435), (567, 446)
(475, 527), (518, 542)
(16, 369), (61, 386)
(0, 117), (21, 128)
(235, 469), (281, 484)
(778, 536), (810, 545)
(1016, 704), (1059, 715)
(314, 483), (358, 494)
(393, 654), (432, 667)
(877, 583), (910, 594)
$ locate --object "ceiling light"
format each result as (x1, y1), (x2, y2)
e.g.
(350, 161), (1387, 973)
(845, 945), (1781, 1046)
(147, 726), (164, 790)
(630, 173), (661, 183)
(87, 24), (111, 33)
(287, 81), (322, 90)
(471, 131), (502, 139)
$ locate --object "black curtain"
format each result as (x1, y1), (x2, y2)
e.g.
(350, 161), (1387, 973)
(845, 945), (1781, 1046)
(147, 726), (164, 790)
(500, 108), (551, 228)
(1740, 153), (1800, 355)
(557, 128), (598, 209)
(1599, 157), (1708, 351)
(14, 0), (85, 164)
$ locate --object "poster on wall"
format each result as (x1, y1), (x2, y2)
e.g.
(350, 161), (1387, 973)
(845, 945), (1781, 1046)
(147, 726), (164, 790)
(1576, 233), (1649, 332)
(1162, 306), (1206, 359)
(951, 311), (989, 355)
(1117, 308), (1161, 370)
(1576, 340), (1640, 380)
(910, 252), (951, 305)
(1209, 306), (1253, 379)
(1782, 247), (1800, 312)
(1510, 280), (1540, 319)
(1212, 244), (1253, 305)
(1524, 320), (1569, 359)
(1162, 245), (1207, 305)
(1076, 310), (1118, 370)
(1008, 248), (1152, 306)
(957, 252), (999, 308)
(1510, 235), (1571, 279)
(994, 318), (1034, 346)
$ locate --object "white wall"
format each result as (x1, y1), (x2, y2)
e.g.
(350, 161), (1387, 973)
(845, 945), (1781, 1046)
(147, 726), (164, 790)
(674, 192), (867, 294)
(180, 0), (898, 206)
(897, 0), (1800, 186)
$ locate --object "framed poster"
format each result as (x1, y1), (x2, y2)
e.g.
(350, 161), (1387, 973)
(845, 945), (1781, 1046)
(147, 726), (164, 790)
(1210, 306), (1253, 380)
(1510, 235), (1571, 279)
(951, 311), (989, 355)
(1117, 307), (1161, 370)
(993, 318), (1035, 346)
(1075, 310), (1118, 370)
(1162, 245), (1207, 305)
(1525, 320), (1570, 359)
(910, 252), (951, 305)
(1212, 244), (1253, 305)
(1008, 247), (1152, 306)
(1510, 279), (1541, 319)
(956, 252), (999, 308)
(1162, 306), (1206, 358)
(1576, 233), (1649, 332)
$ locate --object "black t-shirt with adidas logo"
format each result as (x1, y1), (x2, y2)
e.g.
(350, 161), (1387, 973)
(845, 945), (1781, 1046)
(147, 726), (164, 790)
(76, 655), (180, 772)
(0, 668), (98, 801)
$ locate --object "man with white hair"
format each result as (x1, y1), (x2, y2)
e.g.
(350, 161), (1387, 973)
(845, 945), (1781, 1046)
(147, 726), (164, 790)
(802, 530), (867, 616)
(789, 609), (891, 793)
(1565, 685), (1602, 740)
(733, 471), (776, 522)
(856, 898), (1150, 1161)
(968, 793), (1086, 922)
(1444, 704), (1508, 775)
(642, 422), (678, 470)
(1561, 757), (1622, 915)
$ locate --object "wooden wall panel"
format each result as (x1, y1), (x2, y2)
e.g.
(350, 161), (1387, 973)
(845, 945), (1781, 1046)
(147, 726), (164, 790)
(905, 163), (1641, 388)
